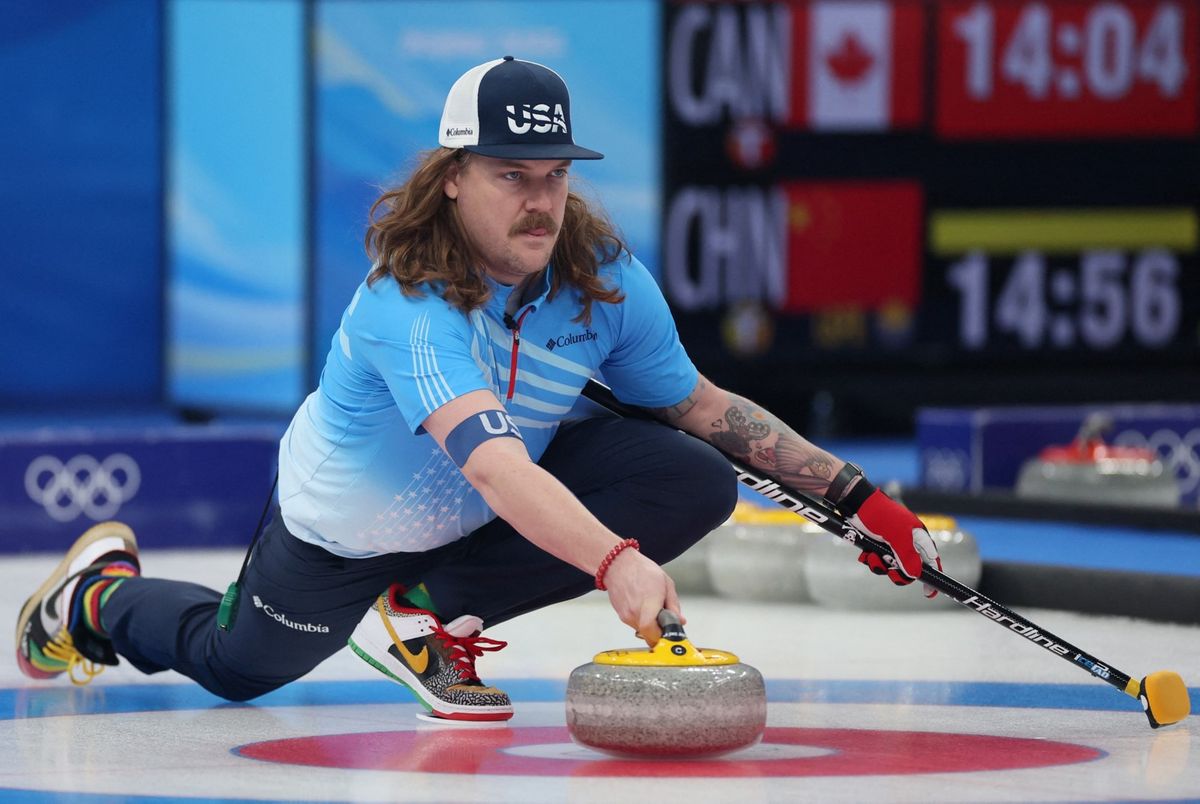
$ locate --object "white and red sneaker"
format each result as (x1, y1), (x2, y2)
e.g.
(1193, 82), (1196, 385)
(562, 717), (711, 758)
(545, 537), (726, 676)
(348, 585), (512, 721)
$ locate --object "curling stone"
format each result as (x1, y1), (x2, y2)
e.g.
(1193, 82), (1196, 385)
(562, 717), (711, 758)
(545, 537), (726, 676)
(804, 515), (982, 610)
(1015, 414), (1179, 509)
(707, 503), (812, 603)
(564, 610), (766, 758)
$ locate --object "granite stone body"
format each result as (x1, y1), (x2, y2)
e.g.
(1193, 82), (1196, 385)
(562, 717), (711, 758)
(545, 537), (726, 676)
(1016, 458), (1180, 508)
(804, 520), (982, 610)
(565, 661), (767, 757)
(708, 521), (811, 602)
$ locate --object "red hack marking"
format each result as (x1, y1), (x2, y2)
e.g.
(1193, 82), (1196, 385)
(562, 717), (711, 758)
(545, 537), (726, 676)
(234, 726), (1103, 778)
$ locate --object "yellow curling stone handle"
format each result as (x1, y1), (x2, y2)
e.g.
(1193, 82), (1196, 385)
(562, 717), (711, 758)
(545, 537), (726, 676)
(732, 501), (956, 532)
(593, 610), (740, 667)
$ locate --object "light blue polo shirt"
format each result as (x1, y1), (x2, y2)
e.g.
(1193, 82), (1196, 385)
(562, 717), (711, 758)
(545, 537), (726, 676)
(278, 253), (698, 557)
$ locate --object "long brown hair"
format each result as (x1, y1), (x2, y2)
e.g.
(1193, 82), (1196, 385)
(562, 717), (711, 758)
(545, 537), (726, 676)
(365, 148), (626, 323)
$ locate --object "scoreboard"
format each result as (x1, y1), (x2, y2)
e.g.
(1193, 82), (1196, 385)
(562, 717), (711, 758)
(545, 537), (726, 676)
(661, 0), (1199, 425)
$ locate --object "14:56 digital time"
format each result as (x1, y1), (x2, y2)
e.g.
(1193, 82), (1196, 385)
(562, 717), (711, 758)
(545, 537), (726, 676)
(946, 249), (1183, 351)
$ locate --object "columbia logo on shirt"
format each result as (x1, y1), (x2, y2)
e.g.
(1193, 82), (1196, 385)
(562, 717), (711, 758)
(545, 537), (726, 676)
(506, 103), (567, 134)
(545, 329), (597, 351)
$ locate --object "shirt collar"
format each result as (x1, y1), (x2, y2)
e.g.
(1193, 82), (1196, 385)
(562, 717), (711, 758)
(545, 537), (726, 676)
(485, 265), (554, 320)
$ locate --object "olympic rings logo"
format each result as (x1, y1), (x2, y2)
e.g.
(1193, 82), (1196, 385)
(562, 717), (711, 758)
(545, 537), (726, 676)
(921, 447), (971, 492)
(1113, 428), (1200, 498)
(24, 454), (142, 523)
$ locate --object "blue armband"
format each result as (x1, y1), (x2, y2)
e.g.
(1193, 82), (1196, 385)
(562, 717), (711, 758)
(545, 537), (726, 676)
(445, 410), (524, 467)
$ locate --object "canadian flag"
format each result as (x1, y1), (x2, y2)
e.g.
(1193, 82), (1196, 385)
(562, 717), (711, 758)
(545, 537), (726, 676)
(790, 0), (923, 131)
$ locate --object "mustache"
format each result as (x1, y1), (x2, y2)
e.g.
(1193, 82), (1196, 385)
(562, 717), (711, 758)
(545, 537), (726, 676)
(509, 213), (558, 237)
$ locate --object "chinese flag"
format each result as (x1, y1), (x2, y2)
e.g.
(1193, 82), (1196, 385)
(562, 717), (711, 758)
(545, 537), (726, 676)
(782, 181), (923, 312)
(790, 0), (924, 130)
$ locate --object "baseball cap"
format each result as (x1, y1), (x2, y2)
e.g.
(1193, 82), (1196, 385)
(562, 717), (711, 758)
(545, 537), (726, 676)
(439, 56), (603, 161)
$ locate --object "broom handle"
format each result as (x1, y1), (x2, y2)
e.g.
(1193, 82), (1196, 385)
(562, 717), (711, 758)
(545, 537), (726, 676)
(582, 378), (1139, 699)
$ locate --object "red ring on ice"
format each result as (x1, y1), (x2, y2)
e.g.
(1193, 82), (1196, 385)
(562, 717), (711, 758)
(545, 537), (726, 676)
(234, 726), (1103, 777)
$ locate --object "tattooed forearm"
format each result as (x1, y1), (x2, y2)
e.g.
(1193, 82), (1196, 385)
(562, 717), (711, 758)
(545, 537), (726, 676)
(724, 406), (770, 441)
(773, 434), (836, 492)
(711, 429), (750, 455)
(706, 393), (838, 493)
(649, 377), (706, 422)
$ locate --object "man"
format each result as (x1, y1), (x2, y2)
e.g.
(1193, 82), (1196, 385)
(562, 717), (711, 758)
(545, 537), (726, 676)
(16, 57), (938, 721)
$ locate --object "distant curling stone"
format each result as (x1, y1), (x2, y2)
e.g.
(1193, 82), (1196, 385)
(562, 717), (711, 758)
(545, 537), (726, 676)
(1017, 412), (1180, 509)
(565, 611), (766, 758)
(706, 503), (812, 603)
(804, 515), (981, 611)
(1015, 436), (1180, 509)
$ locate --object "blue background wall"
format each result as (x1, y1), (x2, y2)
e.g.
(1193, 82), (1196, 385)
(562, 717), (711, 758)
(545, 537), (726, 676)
(0, 0), (660, 416)
(166, 0), (306, 412)
(0, 2), (162, 406)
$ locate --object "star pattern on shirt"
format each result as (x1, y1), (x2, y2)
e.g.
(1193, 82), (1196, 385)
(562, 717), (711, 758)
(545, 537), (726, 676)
(359, 449), (472, 550)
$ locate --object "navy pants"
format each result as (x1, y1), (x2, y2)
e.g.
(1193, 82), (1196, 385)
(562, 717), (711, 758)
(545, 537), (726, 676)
(102, 417), (738, 701)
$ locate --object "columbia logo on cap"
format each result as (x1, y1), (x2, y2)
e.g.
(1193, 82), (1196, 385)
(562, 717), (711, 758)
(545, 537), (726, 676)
(438, 56), (604, 161)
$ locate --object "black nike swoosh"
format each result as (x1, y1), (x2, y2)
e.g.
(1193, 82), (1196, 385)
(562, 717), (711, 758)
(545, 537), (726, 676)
(388, 642), (438, 681)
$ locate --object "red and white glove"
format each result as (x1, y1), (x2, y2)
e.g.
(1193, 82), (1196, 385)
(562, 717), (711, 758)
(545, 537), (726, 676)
(839, 479), (942, 597)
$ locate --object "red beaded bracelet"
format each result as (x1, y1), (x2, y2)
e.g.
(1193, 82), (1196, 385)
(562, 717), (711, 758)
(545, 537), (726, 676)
(594, 539), (640, 591)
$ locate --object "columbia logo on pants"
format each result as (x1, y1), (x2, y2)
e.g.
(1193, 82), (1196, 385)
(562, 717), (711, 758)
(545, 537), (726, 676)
(252, 595), (330, 633)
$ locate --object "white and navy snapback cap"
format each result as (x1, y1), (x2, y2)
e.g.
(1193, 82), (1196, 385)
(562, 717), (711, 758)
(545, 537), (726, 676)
(439, 56), (603, 160)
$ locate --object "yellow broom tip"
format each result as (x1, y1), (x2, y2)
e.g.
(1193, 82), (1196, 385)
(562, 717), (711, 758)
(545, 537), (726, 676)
(1139, 671), (1191, 728)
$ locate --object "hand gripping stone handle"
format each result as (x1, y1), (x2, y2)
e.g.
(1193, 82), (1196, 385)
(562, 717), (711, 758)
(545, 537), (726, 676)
(581, 378), (1190, 729)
